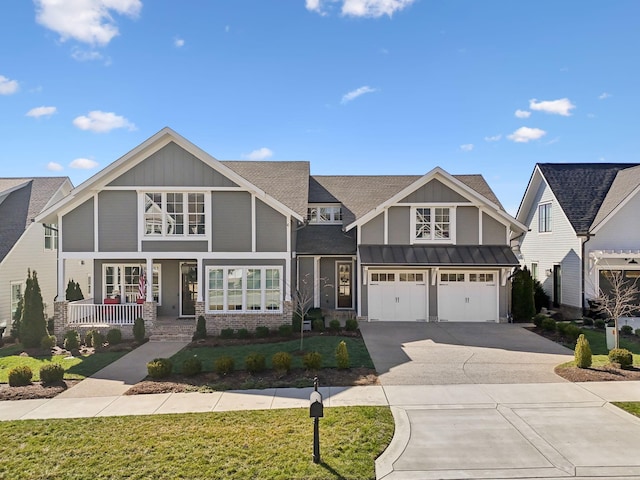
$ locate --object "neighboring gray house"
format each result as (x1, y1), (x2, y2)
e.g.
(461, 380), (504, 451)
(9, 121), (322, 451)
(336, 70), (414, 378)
(516, 163), (640, 317)
(37, 128), (526, 338)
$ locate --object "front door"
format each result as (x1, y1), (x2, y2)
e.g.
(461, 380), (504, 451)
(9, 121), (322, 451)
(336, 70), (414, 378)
(180, 263), (197, 317)
(337, 262), (353, 309)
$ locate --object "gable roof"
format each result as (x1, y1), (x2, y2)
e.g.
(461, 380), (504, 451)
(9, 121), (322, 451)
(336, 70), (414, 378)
(536, 163), (639, 234)
(591, 164), (640, 231)
(0, 177), (69, 261)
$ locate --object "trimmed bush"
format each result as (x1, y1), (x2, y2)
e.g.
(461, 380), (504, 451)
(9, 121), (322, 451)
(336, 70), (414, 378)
(532, 314), (547, 328)
(345, 318), (358, 332)
(84, 329), (97, 347)
(594, 319), (606, 329)
(541, 317), (556, 332)
(574, 334), (592, 368)
(215, 356), (235, 375)
(40, 363), (64, 384)
(63, 330), (80, 351)
(147, 358), (173, 379)
(621, 325), (634, 336)
(328, 319), (341, 332)
(312, 319), (324, 332)
(278, 324), (293, 337)
(303, 351), (323, 370)
(91, 331), (105, 350)
(40, 335), (56, 350)
(133, 317), (146, 343)
(255, 326), (270, 338)
(245, 352), (266, 374)
(8, 365), (33, 387)
(220, 328), (234, 339)
(236, 328), (251, 339)
(272, 351), (292, 373)
(336, 340), (350, 369)
(582, 318), (594, 327)
(106, 328), (122, 345)
(193, 315), (207, 340)
(307, 308), (323, 320)
(556, 322), (568, 335)
(182, 356), (202, 377)
(609, 348), (633, 369)
(564, 324), (581, 343)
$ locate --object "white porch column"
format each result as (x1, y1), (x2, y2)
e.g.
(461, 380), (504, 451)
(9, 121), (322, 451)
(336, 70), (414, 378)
(146, 257), (153, 302)
(197, 257), (203, 302)
(314, 256), (321, 308)
(57, 255), (66, 300)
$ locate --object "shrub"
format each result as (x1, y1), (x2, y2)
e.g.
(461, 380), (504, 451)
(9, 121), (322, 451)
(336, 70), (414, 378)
(40, 363), (64, 384)
(215, 356), (235, 375)
(40, 335), (56, 350)
(621, 325), (634, 336)
(193, 315), (207, 340)
(609, 348), (633, 369)
(582, 318), (594, 327)
(245, 352), (266, 374)
(574, 334), (592, 368)
(84, 329), (97, 347)
(133, 317), (146, 343)
(594, 319), (606, 330)
(19, 270), (48, 349)
(636, 329), (640, 337)
(556, 322), (568, 335)
(106, 328), (122, 345)
(278, 324), (293, 337)
(533, 279), (550, 313)
(328, 319), (341, 332)
(532, 314), (547, 328)
(345, 318), (358, 332)
(564, 324), (581, 343)
(182, 356), (202, 377)
(541, 317), (556, 332)
(47, 318), (55, 336)
(292, 313), (302, 333)
(91, 331), (105, 350)
(147, 358), (173, 379)
(255, 326), (270, 338)
(303, 351), (323, 370)
(336, 341), (350, 369)
(272, 351), (292, 373)
(63, 330), (80, 351)
(236, 328), (251, 339)
(307, 308), (323, 320)
(312, 319), (324, 332)
(8, 365), (33, 387)
(220, 328), (234, 339)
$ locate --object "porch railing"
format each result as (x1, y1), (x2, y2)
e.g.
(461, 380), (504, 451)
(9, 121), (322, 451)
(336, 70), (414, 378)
(68, 299), (144, 326)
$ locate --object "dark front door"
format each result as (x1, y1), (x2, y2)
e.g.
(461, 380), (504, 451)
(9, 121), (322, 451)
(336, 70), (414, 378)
(181, 263), (197, 317)
(337, 262), (352, 309)
(553, 264), (561, 308)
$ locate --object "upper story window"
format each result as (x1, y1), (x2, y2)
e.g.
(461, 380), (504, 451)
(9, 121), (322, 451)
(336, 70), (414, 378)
(538, 203), (552, 233)
(307, 205), (342, 224)
(44, 224), (58, 250)
(413, 206), (453, 242)
(144, 192), (206, 237)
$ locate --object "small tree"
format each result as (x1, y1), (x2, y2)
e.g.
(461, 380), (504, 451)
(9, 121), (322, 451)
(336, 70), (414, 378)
(574, 334), (592, 369)
(512, 267), (535, 322)
(10, 294), (23, 339)
(594, 271), (640, 350)
(293, 275), (314, 351)
(65, 279), (85, 301)
(19, 270), (48, 348)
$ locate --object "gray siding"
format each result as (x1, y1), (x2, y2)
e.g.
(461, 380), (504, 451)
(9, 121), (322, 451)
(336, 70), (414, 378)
(298, 257), (314, 287)
(211, 192), (252, 251)
(361, 213), (384, 245)
(98, 191), (137, 252)
(482, 213), (507, 245)
(108, 142), (238, 188)
(429, 281), (438, 320)
(456, 206), (479, 245)
(319, 258), (338, 309)
(157, 260), (180, 317)
(142, 241), (208, 252)
(256, 199), (286, 252)
(400, 179), (469, 203)
(62, 198), (94, 252)
(388, 206), (410, 244)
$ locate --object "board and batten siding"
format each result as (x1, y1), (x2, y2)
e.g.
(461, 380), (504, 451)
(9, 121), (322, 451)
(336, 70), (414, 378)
(520, 180), (582, 309)
(360, 213), (384, 245)
(399, 179), (470, 203)
(62, 198), (94, 252)
(388, 207), (410, 244)
(255, 199), (287, 252)
(98, 191), (137, 252)
(456, 206), (479, 245)
(211, 191), (252, 252)
(482, 212), (507, 245)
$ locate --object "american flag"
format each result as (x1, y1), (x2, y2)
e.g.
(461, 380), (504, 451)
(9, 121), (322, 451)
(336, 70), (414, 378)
(138, 268), (146, 301)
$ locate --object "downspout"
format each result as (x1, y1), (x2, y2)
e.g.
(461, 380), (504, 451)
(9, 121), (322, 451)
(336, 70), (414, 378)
(580, 233), (594, 316)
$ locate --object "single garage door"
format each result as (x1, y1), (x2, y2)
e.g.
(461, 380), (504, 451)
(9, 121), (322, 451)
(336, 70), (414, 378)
(368, 271), (427, 321)
(438, 271), (498, 322)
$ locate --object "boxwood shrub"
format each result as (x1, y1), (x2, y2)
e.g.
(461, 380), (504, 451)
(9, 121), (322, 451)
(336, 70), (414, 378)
(245, 352), (266, 374)
(8, 365), (33, 387)
(40, 364), (65, 384)
(215, 356), (235, 375)
(182, 356), (202, 377)
(147, 358), (173, 379)
(608, 348), (633, 369)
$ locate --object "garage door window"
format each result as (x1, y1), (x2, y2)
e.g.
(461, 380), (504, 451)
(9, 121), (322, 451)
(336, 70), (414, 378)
(371, 273), (395, 282)
(400, 273), (424, 282)
(469, 273), (494, 282)
(441, 273), (464, 282)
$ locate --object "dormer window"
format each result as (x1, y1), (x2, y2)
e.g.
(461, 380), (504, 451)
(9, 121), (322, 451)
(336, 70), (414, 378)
(307, 205), (342, 224)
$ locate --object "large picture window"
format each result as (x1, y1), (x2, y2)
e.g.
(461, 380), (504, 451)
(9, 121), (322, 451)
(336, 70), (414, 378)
(144, 192), (206, 237)
(206, 266), (282, 313)
(538, 203), (552, 233)
(413, 206), (452, 242)
(103, 264), (161, 304)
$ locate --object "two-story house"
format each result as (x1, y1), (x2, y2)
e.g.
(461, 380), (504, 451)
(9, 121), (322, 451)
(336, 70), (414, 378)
(36, 128), (526, 339)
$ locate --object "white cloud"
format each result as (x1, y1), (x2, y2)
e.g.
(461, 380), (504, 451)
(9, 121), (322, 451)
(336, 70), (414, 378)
(47, 162), (63, 171)
(34, 0), (142, 46)
(305, 0), (324, 14)
(598, 92), (611, 100)
(341, 85), (377, 104)
(515, 109), (531, 119)
(73, 110), (136, 133)
(71, 48), (104, 62)
(507, 127), (547, 143)
(26, 106), (57, 118)
(484, 134), (502, 142)
(0, 75), (19, 95)
(174, 37), (185, 47)
(306, 0), (414, 17)
(244, 148), (273, 161)
(529, 98), (575, 116)
(460, 144), (474, 152)
(69, 158), (99, 169)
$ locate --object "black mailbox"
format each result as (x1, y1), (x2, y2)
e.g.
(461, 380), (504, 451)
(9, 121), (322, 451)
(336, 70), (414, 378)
(309, 391), (323, 418)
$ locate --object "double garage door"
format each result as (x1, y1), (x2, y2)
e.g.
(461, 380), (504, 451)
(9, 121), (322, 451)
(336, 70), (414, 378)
(368, 270), (498, 322)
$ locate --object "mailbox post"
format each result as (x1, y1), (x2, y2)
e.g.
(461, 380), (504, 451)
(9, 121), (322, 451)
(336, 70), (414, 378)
(309, 376), (323, 464)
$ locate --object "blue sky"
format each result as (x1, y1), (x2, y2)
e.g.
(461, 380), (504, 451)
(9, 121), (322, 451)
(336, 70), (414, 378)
(1, 1), (639, 214)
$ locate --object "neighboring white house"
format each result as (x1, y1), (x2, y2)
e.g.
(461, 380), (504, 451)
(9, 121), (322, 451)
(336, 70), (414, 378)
(0, 178), (90, 334)
(516, 163), (640, 316)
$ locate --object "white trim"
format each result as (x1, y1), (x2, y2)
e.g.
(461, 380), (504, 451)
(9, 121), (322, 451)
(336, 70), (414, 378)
(146, 257), (154, 302)
(357, 251), (362, 316)
(478, 208), (483, 245)
(307, 205), (343, 225)
(105, 186), (244, 192)
(60, 251), (290, 260)
(313, 256), (320, 308)
(102, 262), (162, 305)
(383, 209), (389, 245)
(410, 205), (457, 245)
(591, 182), (640, 233)
(251, 194), (256, 252)
(93, 193), (99, 252)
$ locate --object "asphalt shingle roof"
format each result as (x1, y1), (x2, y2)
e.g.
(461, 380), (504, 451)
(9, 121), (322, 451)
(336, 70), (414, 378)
(591, 164), (640, 229)
(296, 225), (356, 255)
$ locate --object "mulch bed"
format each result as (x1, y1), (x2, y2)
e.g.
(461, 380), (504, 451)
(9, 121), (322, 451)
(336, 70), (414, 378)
(0, 380), (80, 401)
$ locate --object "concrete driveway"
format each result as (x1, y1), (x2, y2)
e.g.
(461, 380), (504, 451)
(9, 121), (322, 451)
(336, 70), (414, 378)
(359, 321), (574, 384)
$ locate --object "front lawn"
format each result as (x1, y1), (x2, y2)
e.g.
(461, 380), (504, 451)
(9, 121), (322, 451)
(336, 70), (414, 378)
(576, 328), (640, 355)
(0, 407), (394, 480)
(614, 402), (640, 418)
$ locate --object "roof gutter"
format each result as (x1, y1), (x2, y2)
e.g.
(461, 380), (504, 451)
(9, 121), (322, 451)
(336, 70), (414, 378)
(580, 232), (594, 314)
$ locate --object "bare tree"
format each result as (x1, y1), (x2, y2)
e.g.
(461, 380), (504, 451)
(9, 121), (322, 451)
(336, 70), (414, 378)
(292, 274), (332, 351)
(594, 270), (640, 349)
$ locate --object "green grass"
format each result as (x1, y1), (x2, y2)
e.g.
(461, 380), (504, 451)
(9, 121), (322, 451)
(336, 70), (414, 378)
(0, 343), (128, 382)
(556, 328), (640, 368)
(172, 336), (374, 373)
(0, 407), (394, 480)
(613, 402), (640, 418)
